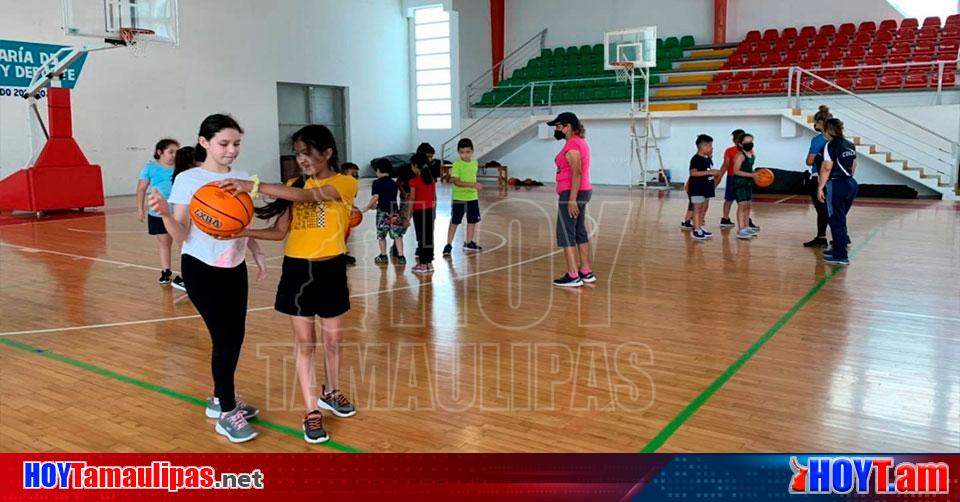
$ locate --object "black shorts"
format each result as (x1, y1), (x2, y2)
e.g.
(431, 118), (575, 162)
(556, 190), (591, 247)
(275, 255), (350, 318)
(450, 200), (481, 224)
(147, 215), (168, 235)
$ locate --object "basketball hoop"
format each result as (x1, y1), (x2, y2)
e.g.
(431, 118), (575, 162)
(119, 27), (155, 57)
(612, 61), (634, 83)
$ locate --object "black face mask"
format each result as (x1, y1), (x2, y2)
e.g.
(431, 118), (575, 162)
(814, 125), (822, 132)
(553, 130), (566, 141)
(741, 142), (754, 151)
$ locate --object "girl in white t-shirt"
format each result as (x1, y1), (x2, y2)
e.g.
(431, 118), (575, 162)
(148, 114), (266, 444)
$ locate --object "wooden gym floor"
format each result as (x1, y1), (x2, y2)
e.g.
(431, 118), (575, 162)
(1, 184), (958, 453)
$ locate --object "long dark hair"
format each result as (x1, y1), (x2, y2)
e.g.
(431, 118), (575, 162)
(411, 153), (434, 185)
(172, 146), (197, 181)
(153, 138), (179, 160)
(255, 124), (340, 220)
(195, 114), (243, 163)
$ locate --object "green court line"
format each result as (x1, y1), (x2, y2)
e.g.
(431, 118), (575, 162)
(641, 228), (880, 453)
(0, 337), (364, 453)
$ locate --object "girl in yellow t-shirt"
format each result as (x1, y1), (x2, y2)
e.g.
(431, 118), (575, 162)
(221, 125), (358, 444)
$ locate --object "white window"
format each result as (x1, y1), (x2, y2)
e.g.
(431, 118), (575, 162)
(413, 5), (452, 130)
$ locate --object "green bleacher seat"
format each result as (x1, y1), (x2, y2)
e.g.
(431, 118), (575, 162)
(592, 43), (603, 55)
(541, 48), (553, 58)
(566, 46), (579, 56)
(553, 47), (565, 57)
(579, 44), (593, 56)
(680, 35), (695, 48)
(664, 37), (680, 49)
(656, 38), (664, 49)
(666, 47), (682, 60)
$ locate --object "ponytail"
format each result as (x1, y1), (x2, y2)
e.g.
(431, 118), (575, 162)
(254, 124), (340, 220)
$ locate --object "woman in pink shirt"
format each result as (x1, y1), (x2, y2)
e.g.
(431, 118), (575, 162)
(548, 112), (595, 288)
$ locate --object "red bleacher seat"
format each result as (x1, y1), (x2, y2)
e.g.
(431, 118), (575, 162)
(904, 73), (930, 88)
(937, 43), (959, 59)
(754, 68), (773, 79)
(901, 18), (919, 30)
(841, 57), (861, 67)
(913, 54), (934, 64)
(947, 14), (960, 26)
(922, 16), (941, 28)
(817, 69), (837, 80)
(746, 53), (762, 66)
(793, 38), (811, 51)
(819, 24), (837, 37)
(835, 67), (856, 79)
(918, 26), (940, 40)
(782, 27), (798, 40)
(867, 44), (888, 57)
(896, 29), (917, 42)
(745, 79), (765, 94)
(890, 44), (912, 57)
(745, 30), (761, 43)
(854, 32), (873, 44)
(764, 79), (787, 94)
(826, 46), (844, 59)
(879, 73), (904, 89)
(942, 72), (956, 86)
(810, 78), (831, 92)
(762, 29), (779, 42)
(915, 42), (936, 55)
(715, 71), (734, 81)
(942, 27), (960, 40)
(734, 70), (754, 80)
(785, 50), (802, 63)
(772, 68), (788, 79)
(834, 33), (851, 46)
(847, 45), (866, 58)
(725, 80), (744, 94)
(878, 19), (898, 32)
(858, 21), (876, 33)
(854, 75), (878, 90)
(860, 66), (881, 78)
(836, 75), (855, 88)
(887, 55), (908, 65)
(839, 23), (856, 35)
(876, 30), (894, 43)
(799, 26), (817, 39)
(704, 81), (724, 95)
(811, 36), (830, 49)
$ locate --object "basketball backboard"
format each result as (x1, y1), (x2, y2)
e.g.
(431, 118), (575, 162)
(62, 0), (179, 45)
(604, 27), (657, 70)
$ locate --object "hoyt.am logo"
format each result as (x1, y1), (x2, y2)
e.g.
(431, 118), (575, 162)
(789, 457), (949, 495)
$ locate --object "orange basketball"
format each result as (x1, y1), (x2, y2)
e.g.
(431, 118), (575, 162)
(189, 182), (254, 237)
(755, 168), (775, 188)
(349, 207), (363, 228)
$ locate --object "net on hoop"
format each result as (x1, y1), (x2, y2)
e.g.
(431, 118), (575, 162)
(611, 61), (634, 83)
(119, 28), (155, 57)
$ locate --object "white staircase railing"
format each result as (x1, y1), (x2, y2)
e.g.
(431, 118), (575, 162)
(789, 66), (960, 189)
(465, 28), (547, 114)
(441, 83), (543, 162)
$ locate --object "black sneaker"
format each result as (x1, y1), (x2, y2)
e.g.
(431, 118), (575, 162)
(553, 273), (583, 288)
(344, 254), (357, 266)
(171, 275), (186, 291)
(579, 271), (597, 284)
(803, 237), (829, 248)
(749, 219), (760, 231)
(680, 220), (694, 231)
(464, 241), (482, 251)
(719, 217), (735, 228)
(442, 244), (452, 256)
(158, 269), (172, 285)
(302, 410), (329, 444)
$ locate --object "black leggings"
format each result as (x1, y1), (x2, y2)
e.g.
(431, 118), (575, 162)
(181, 254), (248, 413)
(810, 176), (829, 237)
(412, 208), (435, 264)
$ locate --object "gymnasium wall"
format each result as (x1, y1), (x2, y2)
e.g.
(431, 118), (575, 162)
(488, 102), (957, 196)
(0, 0), (412, 197)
